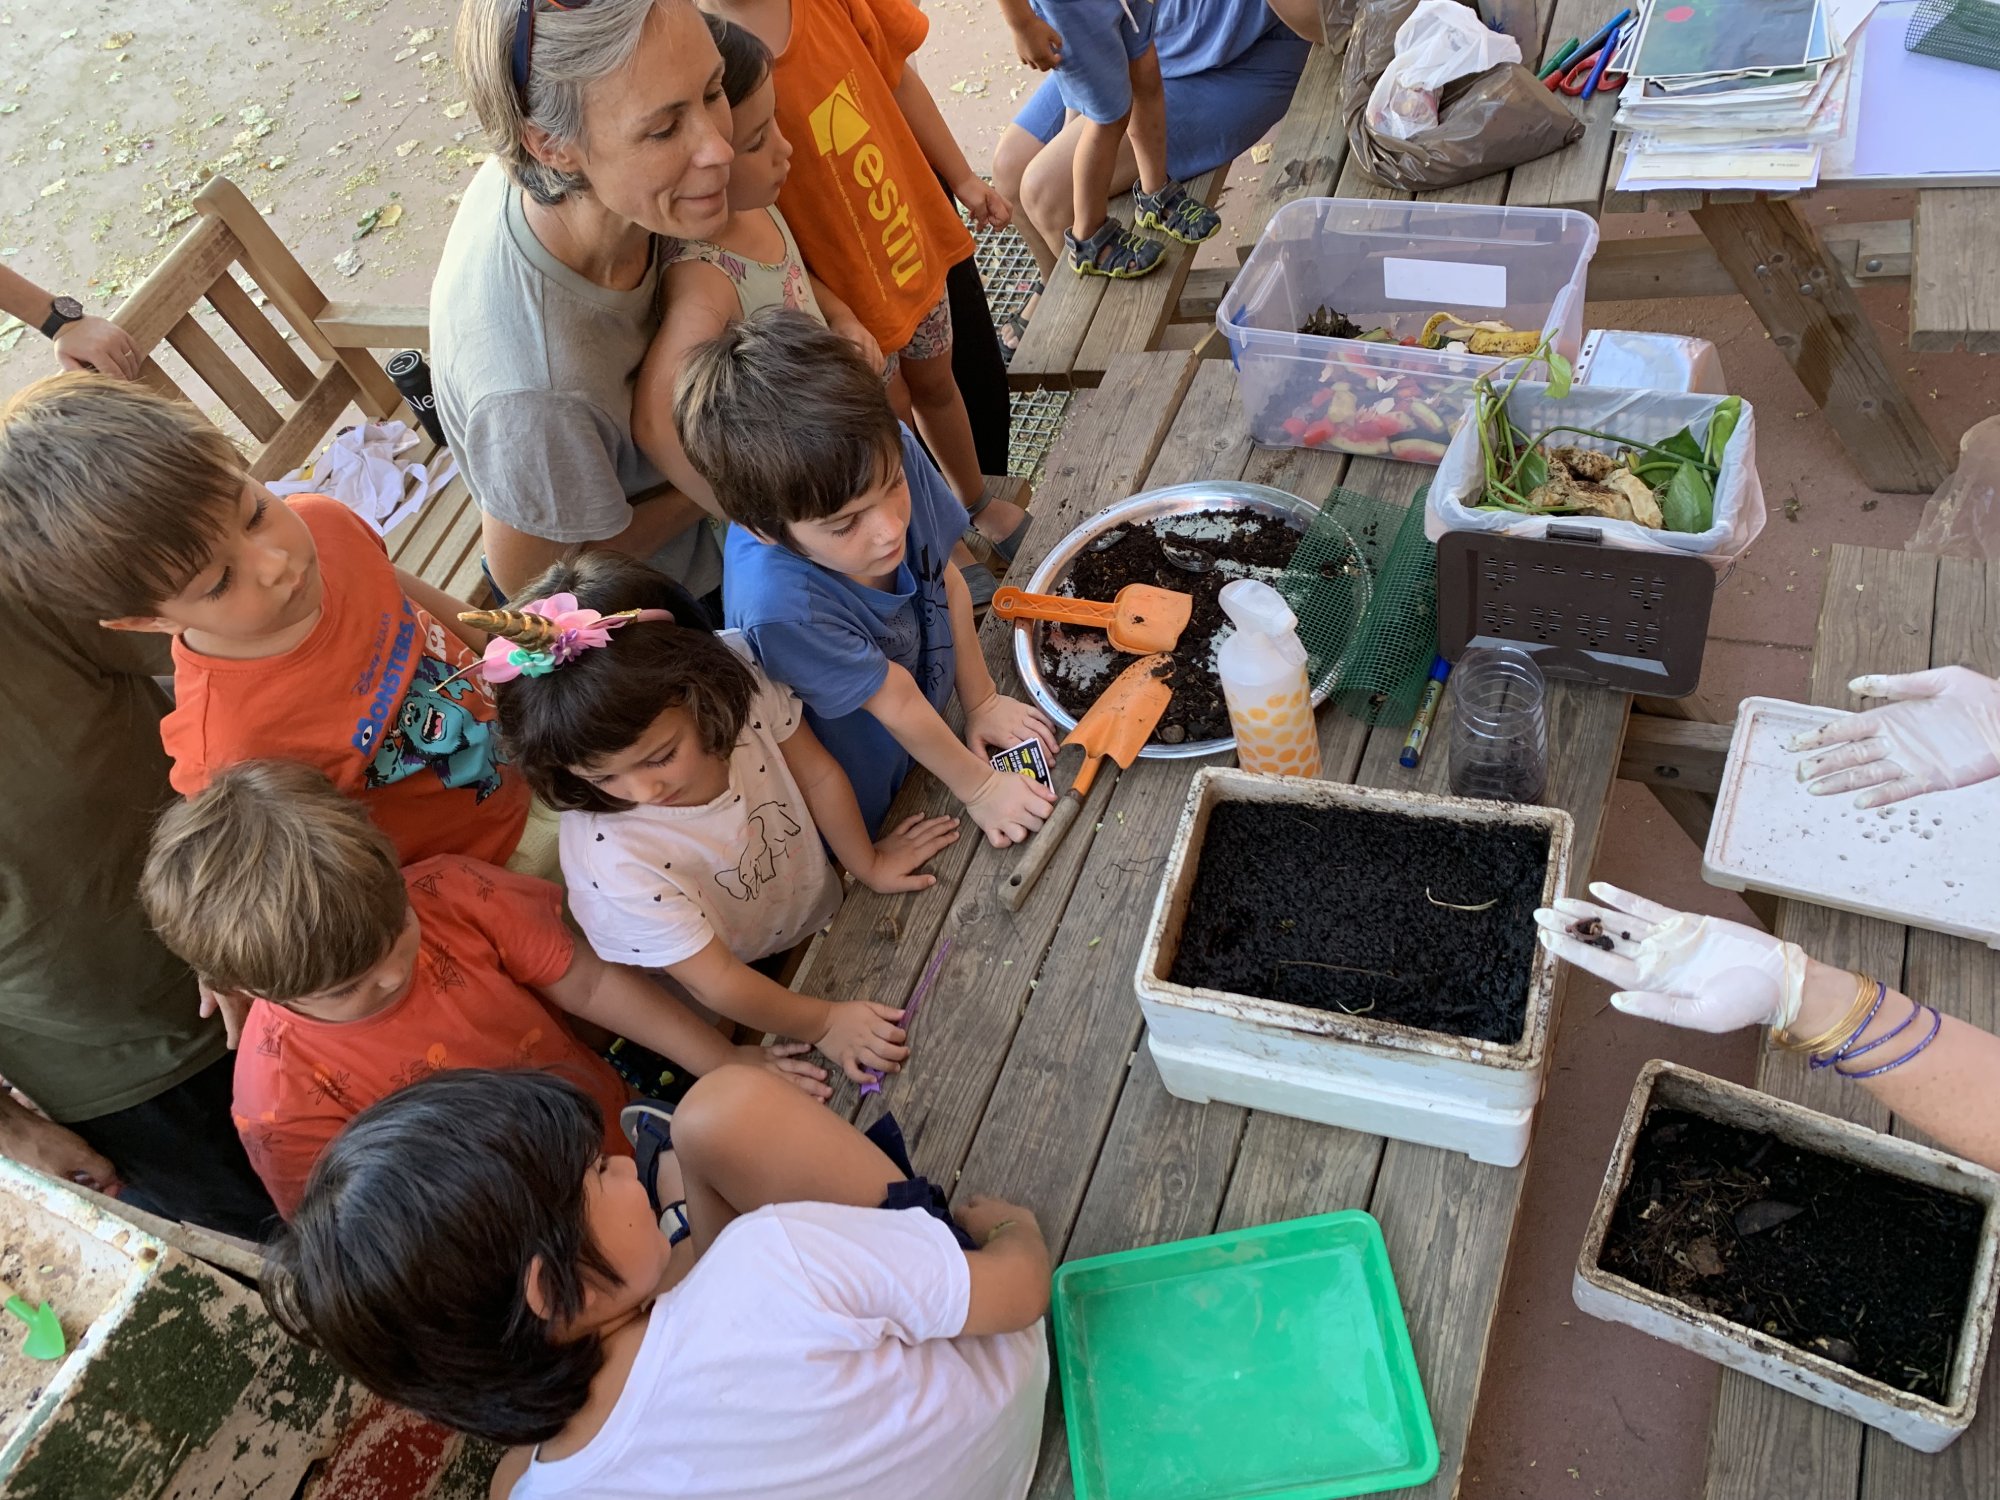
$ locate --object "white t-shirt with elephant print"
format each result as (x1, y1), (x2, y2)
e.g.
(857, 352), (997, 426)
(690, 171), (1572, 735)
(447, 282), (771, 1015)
(559, 673), (843, 969)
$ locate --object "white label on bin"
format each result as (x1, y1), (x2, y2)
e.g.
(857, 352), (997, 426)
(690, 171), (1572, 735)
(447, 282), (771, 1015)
(1382, 257), (1508, 309)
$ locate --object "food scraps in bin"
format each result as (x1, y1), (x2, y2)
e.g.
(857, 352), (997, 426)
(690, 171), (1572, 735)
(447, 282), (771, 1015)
(1472, 336), (1743, 536)
(1276, 360), (1453, 462)
(1295, 305), (1541, 357)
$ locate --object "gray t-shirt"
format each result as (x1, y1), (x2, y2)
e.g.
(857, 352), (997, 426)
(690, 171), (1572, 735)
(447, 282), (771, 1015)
(430, 161), (722, 598)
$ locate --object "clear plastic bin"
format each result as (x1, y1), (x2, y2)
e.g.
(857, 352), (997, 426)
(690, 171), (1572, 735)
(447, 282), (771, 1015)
(1218, 198), (1599, 463)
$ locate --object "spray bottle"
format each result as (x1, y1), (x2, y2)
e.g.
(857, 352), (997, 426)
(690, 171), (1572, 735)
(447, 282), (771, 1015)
(1217, 578), (1320, 778)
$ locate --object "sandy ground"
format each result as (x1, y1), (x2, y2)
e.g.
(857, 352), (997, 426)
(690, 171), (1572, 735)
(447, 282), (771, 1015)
(6, 7), (1998, 1499)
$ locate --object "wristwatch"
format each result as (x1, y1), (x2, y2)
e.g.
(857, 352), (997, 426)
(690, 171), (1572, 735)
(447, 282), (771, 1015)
(39, 296), (84, 340)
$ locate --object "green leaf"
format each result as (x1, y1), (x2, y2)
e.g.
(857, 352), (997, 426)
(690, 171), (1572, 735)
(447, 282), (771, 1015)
(1656, 426), (1706, 466)
(1513, 445), (1549, 495)
(1660, 464), (1714, 534)
(1703, 396), (1743, 469)
(1544, 347), (1573, 400)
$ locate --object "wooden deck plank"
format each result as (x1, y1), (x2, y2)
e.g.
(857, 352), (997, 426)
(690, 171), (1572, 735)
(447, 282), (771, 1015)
(1007, 193), (1128, 390)
(1506, 0), (1627, 213)
(1912, 189), (2000, 354)
(1702, 545), (1939, 1500)
(1232, 42), (1350, 264)
(1072, 170), (1223, 386)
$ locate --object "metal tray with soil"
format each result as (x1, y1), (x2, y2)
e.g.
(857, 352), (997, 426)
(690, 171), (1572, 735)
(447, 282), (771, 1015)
(1008, 482), (1335, 761)
(1167, 800), (1551, 1044)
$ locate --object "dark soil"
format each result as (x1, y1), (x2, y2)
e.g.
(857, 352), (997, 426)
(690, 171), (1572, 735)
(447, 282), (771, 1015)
(1042, 510), (1301, 744)
(1168, 800), (1551, 1042)
(1601, 1106), (1984, 1400)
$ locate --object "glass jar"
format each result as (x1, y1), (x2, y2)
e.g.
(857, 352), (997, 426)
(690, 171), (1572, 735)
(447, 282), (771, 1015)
(1448, 646), (1548, 804)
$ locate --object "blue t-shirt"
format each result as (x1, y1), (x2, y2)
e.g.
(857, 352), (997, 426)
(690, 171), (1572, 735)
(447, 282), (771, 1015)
(723, 428), (960, 834)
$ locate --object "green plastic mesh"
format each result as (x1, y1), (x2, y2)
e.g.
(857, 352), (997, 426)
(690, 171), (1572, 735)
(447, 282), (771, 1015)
(1907, 0), (2000, 70)
(1280, 484), (1439, 728)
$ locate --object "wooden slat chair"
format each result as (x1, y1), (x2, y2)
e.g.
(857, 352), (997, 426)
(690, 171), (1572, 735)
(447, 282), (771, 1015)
(109, 176), (492, 604)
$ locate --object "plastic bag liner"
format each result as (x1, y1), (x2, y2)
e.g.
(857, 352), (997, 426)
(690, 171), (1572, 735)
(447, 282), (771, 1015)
(1907, 414), (2000, 561)
(1366, 0), (1520, 140)
(1425, 383), (1767, 569)
(1343, 0), (1582, 192)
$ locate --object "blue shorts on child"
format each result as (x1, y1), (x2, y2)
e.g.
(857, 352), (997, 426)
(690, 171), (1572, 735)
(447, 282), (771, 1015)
(1032, 0), (1157, 125)
(723, 427), (961, 835)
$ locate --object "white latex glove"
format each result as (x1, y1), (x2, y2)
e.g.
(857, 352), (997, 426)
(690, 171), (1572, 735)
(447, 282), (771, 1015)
(1533, 882), (1808, 1033)
(1789, 666), (2000, 808)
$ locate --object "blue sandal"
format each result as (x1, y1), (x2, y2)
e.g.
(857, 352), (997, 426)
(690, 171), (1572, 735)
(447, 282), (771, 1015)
(620, 1101), (691, 1245)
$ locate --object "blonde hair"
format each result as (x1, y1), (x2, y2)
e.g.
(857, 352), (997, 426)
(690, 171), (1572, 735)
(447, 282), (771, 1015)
(0, 373), (245, 615)
(455, 0), (665, 205)
(141, 761), (409, 1002)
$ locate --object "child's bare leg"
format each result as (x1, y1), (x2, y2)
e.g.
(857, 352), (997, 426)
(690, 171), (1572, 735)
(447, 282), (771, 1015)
(669, 1066), (910, 1258)
(902, 345), (1010, 528)
(1127, 47), (1168, 197)
(1072, 114), (1129, 242)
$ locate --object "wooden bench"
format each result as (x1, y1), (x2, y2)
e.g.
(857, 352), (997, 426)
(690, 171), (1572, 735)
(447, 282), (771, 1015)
(1007, 169), (1224, 390)
(112, 176), (491, 604)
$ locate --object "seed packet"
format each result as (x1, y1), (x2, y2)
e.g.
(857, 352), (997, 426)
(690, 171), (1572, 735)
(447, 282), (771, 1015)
(989, 738), (1053, 792)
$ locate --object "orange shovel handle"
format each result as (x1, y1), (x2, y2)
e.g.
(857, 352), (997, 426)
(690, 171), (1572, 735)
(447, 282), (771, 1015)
(991, 587), (1117, 632)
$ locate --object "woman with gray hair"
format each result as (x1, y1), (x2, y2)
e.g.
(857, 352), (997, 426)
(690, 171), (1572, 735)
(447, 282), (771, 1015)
(433, 0), (733, 606)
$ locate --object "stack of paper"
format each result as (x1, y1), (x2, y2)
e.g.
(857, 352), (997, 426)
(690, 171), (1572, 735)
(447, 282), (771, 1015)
(1610, 0), (1877, 191)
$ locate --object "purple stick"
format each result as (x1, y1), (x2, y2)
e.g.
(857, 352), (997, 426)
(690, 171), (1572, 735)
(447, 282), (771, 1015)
(858, 938), (955, 1098)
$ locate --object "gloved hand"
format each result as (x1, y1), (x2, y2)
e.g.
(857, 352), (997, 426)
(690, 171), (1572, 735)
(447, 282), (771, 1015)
(1533, 882), (1809, 1033)
(1789, 666), (2000, 808)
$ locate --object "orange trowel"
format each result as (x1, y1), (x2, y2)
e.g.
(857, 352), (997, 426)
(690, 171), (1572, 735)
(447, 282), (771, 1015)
(991, 584), (1193, 654)
(1001, 654), (1174, 912)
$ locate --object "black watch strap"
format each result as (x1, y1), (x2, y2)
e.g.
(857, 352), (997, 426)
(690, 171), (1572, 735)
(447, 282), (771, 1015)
(39, 296), (84, 340)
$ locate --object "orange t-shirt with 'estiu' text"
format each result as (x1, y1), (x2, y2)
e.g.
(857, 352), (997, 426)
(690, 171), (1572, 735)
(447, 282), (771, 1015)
(231, 857), (630, 1218)
(771, 0), (975, 352)
(163, 495), (529, 868)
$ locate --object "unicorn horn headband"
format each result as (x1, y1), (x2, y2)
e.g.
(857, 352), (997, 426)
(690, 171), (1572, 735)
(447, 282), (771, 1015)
(459, 593), (674, 683)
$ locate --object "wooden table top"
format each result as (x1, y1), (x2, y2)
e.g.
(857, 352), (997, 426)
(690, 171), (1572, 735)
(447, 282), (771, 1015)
(791, 347), (1632, 1496)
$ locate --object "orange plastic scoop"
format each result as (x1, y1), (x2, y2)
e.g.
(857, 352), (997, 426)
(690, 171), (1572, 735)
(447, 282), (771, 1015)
(991, 583), (1193, 654)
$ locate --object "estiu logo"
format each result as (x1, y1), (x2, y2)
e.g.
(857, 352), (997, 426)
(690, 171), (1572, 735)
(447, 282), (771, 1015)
(807, 77), (925, 289)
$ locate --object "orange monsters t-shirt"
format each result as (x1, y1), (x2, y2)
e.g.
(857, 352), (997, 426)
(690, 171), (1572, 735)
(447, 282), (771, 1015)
(769, 0), (975, 352)
(231, 857), (631, 1218)
(162, 495), (529, 868)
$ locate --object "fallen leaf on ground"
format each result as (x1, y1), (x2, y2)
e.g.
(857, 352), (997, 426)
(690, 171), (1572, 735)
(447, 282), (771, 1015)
(394, 46), (418, 62)
(395, 138), (421, 157)
(1250, 142), (1274, 163)
(40, 178), (66, 197)
(339, 88), (362, 103)
(378, 203), (404, 228)
(408, 26), (437, 44)
(334, 248), (363, 277)
(103, 31), (134, 48)
(443, 100), (469, 118)
(0, 104), (16, 114)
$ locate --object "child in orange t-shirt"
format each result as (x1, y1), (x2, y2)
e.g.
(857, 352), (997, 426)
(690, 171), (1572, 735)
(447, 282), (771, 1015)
(709, 0), (1032, 574)
(0, 374), (537, 872)
(139, 761), (829, 1219)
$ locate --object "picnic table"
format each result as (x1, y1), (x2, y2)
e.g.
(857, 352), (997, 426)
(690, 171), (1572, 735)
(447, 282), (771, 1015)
(790, 345), (1632, 1497)
(1223, 7), (1998, 495)
(1697, 543), (2000, 1499)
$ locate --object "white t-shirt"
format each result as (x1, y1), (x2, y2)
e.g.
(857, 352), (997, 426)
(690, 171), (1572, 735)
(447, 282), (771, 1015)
(506, 1202), (1049, 1500)
(561, 673), (844, 967)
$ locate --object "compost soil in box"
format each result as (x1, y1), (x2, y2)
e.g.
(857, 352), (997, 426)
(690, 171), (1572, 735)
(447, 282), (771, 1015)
(1043, 511), (1299, 745)
(1168, 801), (1549, 1043)
(1602, 1106), (1984, 1400)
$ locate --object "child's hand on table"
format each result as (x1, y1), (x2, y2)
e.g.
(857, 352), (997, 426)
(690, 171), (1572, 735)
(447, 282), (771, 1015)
(735, 1039), (833, 1102)
(953, 176), (1014, 232)
(860, 812), (963, 893)
(1007, 15), (1063, 70)
(964, 691), (1057, 762)
(818, 1000), (911, 1083)
(964, 767), (1056, 848)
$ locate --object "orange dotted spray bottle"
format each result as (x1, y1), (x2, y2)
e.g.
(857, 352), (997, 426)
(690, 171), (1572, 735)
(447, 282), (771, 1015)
(1217, 579), (1320, 778)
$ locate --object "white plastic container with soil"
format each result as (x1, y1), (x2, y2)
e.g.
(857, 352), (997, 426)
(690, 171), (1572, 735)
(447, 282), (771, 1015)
(1135, 768), (1574, 1167)
(1217, 198), (1598, 461)
(1575, 1061), (2000, 1452)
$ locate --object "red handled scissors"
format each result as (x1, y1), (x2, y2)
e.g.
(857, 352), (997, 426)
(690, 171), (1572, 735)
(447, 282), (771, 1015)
(1556, 46), (1627, 97)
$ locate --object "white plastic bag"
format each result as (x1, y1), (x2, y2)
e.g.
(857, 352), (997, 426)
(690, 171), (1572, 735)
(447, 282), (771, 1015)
(1365, 0), (1521, 141)
(1576, 330), (1727, 396)
(1426, 384), (1766, 569)
(1907, 414), (2000, 561)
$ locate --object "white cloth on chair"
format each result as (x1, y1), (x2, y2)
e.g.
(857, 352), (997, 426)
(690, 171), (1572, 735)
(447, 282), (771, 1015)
(269, 419), (458, 536)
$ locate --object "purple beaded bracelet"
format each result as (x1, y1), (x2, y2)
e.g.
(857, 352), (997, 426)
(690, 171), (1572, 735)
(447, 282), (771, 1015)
(1839, 1003), (1943, 1080)
(1809, 980), (1886, 1071)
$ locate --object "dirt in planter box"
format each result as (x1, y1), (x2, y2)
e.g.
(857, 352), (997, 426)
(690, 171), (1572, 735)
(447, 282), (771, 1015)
(1042, 510), (1301, 746)
(1167, 801), (1550, 1042)
(1601, 1106), (1984, 1400)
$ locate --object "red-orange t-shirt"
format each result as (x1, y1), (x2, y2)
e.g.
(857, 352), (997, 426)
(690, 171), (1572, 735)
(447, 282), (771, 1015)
(231, 857), (629, 1218)
(162, 495), (529, 868)
(771, 0), (975, 351)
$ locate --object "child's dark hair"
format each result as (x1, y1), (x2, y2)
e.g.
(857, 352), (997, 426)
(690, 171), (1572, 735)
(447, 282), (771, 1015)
(674, 307), (902, 545)
(492, 551), (757, 813)
(704, 11), (771, 106)
(263, 1070), (617, 1445)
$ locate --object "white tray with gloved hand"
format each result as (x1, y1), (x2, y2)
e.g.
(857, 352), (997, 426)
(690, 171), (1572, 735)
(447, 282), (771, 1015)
(1703, 674), (2000, 949)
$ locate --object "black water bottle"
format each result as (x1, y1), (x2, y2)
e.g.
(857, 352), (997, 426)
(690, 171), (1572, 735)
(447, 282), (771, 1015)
(386, 349), (448, 447)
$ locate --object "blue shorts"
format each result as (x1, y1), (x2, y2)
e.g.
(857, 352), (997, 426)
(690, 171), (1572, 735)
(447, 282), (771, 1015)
(1014, 19), (1310, 182)
(1030, 0), (1158, 126)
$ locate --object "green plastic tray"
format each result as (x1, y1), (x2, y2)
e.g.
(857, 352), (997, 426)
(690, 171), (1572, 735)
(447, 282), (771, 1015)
(1052, 1210), (1439, 1500)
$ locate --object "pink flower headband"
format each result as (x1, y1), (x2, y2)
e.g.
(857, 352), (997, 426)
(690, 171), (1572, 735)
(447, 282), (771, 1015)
(457, 594), (674, 682)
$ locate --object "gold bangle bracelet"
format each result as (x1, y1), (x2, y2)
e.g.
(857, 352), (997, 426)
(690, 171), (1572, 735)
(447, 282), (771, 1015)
(1772, 971), (1875, 1055)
